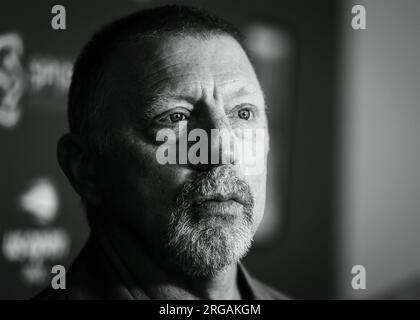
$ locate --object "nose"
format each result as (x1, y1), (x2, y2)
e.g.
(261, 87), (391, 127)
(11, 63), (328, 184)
(192, 100), (240, 171)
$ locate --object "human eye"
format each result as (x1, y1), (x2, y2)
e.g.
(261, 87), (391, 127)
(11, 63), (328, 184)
(231, 104), (257, 121)
(155, 108), (190, 126)
(238, 108), (252, 120)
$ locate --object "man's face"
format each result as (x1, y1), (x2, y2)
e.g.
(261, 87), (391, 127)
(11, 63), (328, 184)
(96, 34), (269, 276)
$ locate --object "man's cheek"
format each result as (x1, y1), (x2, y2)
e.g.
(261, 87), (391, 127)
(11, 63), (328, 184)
(248, 174), (267, 219)
(142, 157), (192, 201)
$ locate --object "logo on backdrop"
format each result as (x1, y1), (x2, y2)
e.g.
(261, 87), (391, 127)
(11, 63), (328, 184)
(2, 178), (70, 285)
(0, 33), (73, 129)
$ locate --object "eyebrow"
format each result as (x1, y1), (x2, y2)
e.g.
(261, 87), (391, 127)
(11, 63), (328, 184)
(138, 79), (263, 120)
(140, 92), (195, 121)
(227, 86), (260, 101)
(218, 79), (260, 100)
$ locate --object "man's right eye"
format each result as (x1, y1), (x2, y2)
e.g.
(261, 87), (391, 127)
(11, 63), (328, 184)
(169, 113), (187, 123)
(156, 111), (189, 125)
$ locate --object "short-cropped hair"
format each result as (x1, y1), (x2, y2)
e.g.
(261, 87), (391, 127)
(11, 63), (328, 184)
(68, 5), (248, 154)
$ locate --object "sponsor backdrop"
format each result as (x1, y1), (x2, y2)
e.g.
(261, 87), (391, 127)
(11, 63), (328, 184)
(0, 0), (339, 299)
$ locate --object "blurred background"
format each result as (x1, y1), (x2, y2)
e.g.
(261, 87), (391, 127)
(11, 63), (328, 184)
(0, 0), (418, 299)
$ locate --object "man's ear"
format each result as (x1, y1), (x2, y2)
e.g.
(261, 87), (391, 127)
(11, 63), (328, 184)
(57, 133), (102, 206)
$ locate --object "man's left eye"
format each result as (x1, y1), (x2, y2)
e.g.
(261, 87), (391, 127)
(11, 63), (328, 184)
(237, 108), (253, 120)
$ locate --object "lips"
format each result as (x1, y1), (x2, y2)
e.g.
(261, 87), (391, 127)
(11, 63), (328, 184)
(193, 192), (245, 207)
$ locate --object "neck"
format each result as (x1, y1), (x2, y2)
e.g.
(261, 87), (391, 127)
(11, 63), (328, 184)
(91, 218), (242, 300)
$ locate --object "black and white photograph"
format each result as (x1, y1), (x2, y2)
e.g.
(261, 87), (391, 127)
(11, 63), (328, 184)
(0, 0), (419, 308)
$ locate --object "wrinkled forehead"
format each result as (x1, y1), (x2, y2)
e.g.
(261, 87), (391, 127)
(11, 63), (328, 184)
(105, 34), (261, 100)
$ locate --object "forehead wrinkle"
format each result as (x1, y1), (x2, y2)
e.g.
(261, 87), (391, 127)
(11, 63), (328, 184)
(142, 73), (204, 94)
(140, 33), (242, 69)
(142, 64), (257, 90)
(143, 49), (190, 67)
(142, 58), (248, 79)
(139, 50), (193, 76)
(116, 34), (254, 89)
(138, 60), (197, 84)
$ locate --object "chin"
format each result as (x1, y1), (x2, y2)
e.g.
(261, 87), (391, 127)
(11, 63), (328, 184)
(166, 214), (254, 278)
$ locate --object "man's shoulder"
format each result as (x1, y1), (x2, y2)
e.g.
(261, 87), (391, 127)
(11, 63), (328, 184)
(31, 237), (120, 300)
(238, 263), (290, 300)
(249, 277), (290, 300)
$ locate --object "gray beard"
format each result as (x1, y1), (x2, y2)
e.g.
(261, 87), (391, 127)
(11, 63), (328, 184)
(165, 166), (255, 277)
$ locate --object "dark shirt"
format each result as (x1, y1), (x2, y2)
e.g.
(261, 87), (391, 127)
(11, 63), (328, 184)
(33, 234), (289, 300)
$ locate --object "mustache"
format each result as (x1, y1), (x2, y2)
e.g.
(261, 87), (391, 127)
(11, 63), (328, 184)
(175, 165), (254, 211)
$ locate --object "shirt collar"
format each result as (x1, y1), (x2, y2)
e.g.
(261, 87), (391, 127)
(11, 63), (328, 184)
(89, 224), (261, 300)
